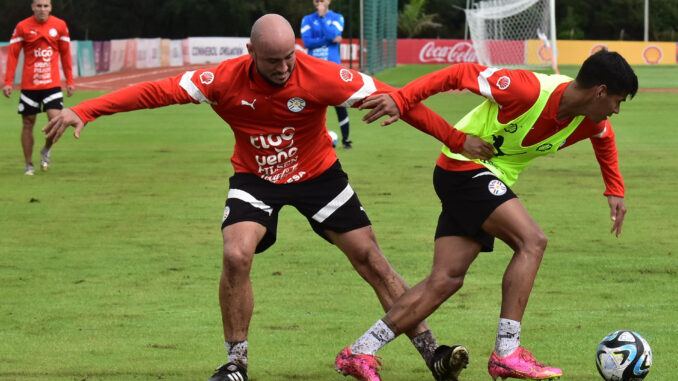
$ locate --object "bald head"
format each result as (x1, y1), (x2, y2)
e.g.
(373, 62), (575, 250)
(250, 14), (295, 49)
(247, 14), (297, 86)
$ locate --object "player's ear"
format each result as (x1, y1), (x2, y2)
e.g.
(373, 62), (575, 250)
(246, 43), (255, 58)
(596, 84), (608, 99)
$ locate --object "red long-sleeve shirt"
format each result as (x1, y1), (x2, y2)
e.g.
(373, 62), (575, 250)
(4, 15), (73, 89)
(71, 51), (466, 184)
(391, 63), (624, 197)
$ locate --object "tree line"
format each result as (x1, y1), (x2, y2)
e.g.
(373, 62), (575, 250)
(1, 0), (676, 42)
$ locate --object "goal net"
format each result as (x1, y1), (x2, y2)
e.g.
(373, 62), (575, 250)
(360, 0), (397, 74)
(466, 0), (558, 72)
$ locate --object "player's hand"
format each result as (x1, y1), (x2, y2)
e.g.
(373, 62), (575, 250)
(42, 108), (85, 143)
(2, 85), (11, 98)
(461, 134), (495, 160)
(607, 195), (626, 237)
(359, 94), (401, 126)
(66, 85), (74, 97)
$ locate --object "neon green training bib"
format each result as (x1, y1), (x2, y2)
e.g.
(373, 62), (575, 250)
(442, 73), (585, 187)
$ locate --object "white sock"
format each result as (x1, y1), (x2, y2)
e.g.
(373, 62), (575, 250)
(495, 318), (521, 357)
(226, 340), (248, 369)
(350, 319), (396, 355)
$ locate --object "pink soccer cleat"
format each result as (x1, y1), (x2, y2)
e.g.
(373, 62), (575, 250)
(488, 346), (562, 380)
(335, 346), (383, 381)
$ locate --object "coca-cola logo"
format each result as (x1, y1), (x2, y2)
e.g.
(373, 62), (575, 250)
(419, 41), (477, 64)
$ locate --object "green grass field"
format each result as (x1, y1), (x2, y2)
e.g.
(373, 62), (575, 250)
(1, 64), (677, 380)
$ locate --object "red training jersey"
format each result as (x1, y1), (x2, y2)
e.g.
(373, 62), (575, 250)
(390, 63), (624, 197)
(4, 15), (74, 90)
(71, 51), (466, 184)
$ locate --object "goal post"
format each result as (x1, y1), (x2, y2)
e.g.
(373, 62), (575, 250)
(359, 0), (397, 75)
(465, 0), (558, 72)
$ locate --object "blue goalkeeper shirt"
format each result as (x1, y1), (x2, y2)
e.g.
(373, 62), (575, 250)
(300, 10), (344, 64)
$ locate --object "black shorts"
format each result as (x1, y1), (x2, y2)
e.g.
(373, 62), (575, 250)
(18, 87), (64, 115)
(433, 166), (517, 252)
(221, 161), (371, 253)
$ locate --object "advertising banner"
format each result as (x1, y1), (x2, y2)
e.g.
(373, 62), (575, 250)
(184, 37), (248, 64)
(123, 38), (137, 70)
(396, 39), (478, 64)
(169, 39), (183, 67)
(136, 38), (161, 69)
(93, 40), (111, 74)
(109, 39), (127, 72)
(161, 39), (171, 67)
(76, 40), (96, 77)
(552, 40), (676, 65)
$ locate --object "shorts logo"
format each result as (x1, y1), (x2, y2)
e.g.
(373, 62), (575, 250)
(222, 206), (230, 222)
(496, 76), (511, 90)
(488, 179), (507, 196)
(200, 71), (215, 85)
(18, 103), (24, 112)
(49, 28), (57, 37)
(287, 97), (306, 112)
(340, 68), (353, 82)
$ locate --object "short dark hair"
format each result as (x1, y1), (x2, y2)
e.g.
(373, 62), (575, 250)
(575, 49), (638, 99)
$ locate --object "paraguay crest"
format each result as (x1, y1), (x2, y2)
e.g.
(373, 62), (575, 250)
(488, 179), (507, 196)
(287, 97), (306, 112)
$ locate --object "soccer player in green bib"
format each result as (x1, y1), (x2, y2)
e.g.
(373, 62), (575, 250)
(334, 50), (637, 381)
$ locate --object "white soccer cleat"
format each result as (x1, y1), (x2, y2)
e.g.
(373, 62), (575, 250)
(40, 146), (51, 171)
(24, 163), (35, 176)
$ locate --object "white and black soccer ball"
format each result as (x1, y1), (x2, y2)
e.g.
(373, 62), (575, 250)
(596, 330), (652, 381)
(328, 130), (339, 147)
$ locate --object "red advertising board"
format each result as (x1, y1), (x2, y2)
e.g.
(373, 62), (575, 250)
(397, 39), (478, 64)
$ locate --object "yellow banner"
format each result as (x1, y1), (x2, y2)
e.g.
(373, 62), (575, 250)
(527, 40), (676, 65)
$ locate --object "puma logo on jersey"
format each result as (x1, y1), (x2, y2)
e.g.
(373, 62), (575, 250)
(241, 99), (256, 109)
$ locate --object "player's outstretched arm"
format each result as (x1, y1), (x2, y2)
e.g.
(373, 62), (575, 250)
(607, 195), (626, 237)
(42, 108), (85, 143)
(359, 94), (401, 126)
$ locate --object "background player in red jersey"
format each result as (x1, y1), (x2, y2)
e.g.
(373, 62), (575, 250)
(43, 14), (492, 381)
(3, 0), (74, 175)
(336, 50), (637, 381)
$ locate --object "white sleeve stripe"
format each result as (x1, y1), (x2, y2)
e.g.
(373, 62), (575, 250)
(10, 37), (24, 44)
(593, 126), (607, 138)
(478, 67), (500, 103)
(300, 25), (310, 33)
(332, 21), (344, 31)
(312, 184), (355, 223)
(59, 36), (70, 42)
(339, 72), (377, 107)
(179, 71), (214, 104)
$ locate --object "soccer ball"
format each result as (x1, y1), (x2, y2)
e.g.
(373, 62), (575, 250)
(596, 330), (652, 381)
(328, 130), (339, 147)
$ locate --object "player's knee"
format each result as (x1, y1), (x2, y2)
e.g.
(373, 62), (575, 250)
(222, 246), (254, 275)
(523, 229), (548, 260)
(428, 271), (464, 300)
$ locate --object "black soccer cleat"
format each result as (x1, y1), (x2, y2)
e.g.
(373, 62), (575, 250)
(342, 139), (353, 149)
(207, 362), (248, 381)
(430, 345), (469, 381)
